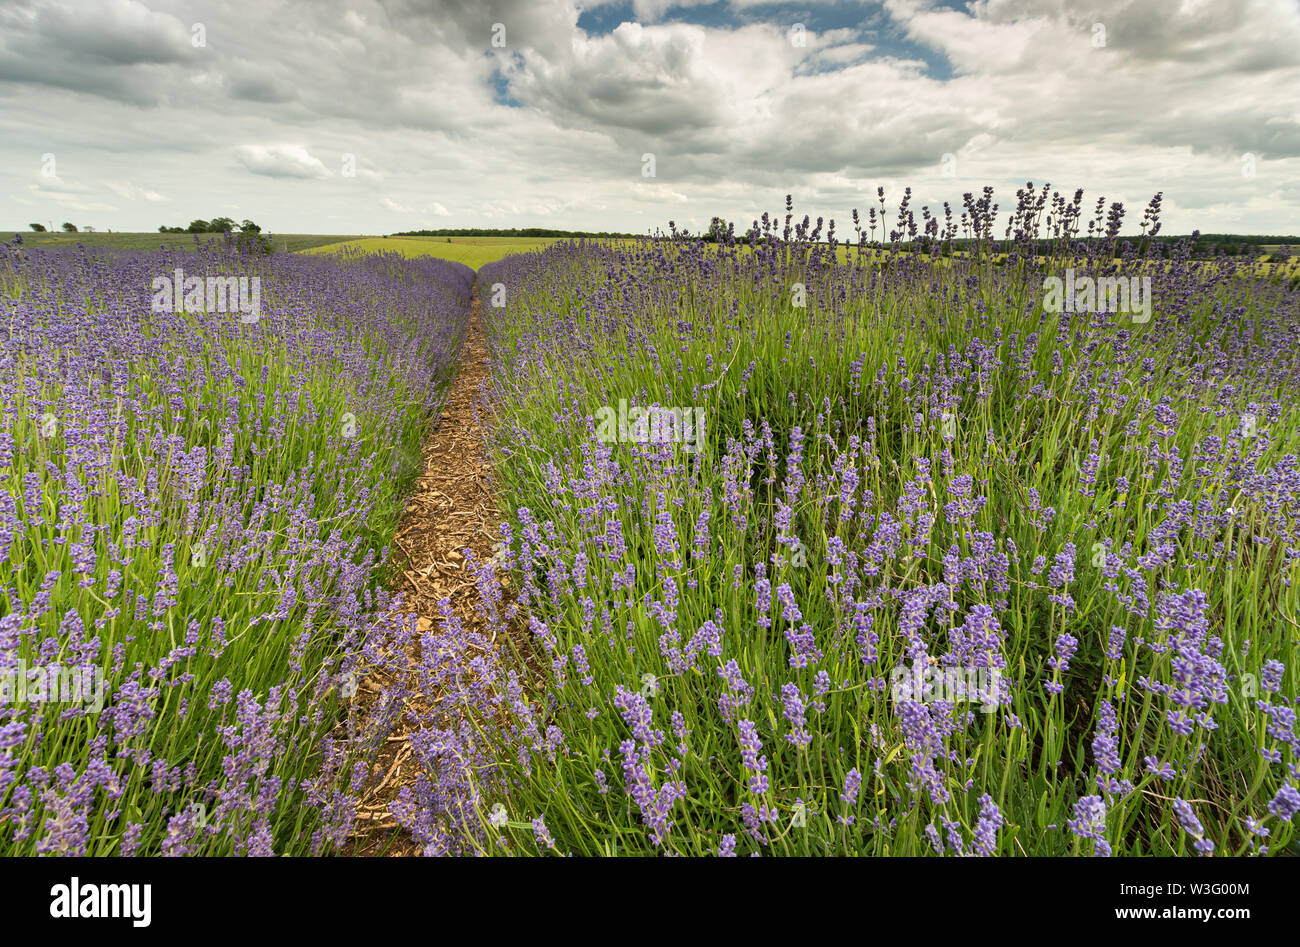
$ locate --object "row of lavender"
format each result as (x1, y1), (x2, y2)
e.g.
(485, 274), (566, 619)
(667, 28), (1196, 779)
(0, 239), (472, 855)
(400, 188), (1299, 855)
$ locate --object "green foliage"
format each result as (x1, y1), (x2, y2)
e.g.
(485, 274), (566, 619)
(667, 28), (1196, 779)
(704, 216), (730, 242)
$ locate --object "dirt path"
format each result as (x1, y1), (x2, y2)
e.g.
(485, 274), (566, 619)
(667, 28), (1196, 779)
(347, 286), (499, 856)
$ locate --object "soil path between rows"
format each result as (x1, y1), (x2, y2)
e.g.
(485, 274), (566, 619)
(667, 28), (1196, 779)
(347, 284), (499, 856)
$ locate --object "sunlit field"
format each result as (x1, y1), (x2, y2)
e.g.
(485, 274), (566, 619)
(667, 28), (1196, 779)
(306, 234), (561, 268)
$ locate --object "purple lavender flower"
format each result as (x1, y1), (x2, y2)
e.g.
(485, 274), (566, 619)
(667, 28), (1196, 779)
(1172, 798), (1214, 854)
(1261, 660), (1284, 694)
(1068, 795), (1111, 856)
(1105, 625), (1127, 661)
(738, 720), (769, 793)
(779, 684), (812, 748)
(840, 768), (861, 806)
(1268, 784), (1300, 821)
(533, 816), (556, 850)
(973, 794), (1003, 856)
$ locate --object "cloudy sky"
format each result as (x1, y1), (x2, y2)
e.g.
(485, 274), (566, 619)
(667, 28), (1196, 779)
(2, 0), (1298, 237)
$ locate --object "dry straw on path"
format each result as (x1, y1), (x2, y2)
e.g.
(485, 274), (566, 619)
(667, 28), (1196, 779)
(345, 289), (502, 856)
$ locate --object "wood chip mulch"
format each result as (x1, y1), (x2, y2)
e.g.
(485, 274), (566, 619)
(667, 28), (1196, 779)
(343, 287), (503, 856)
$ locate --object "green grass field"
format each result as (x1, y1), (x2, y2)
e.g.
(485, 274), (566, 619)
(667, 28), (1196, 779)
(9, 231), (366, 253)
(304, 235), (562, 268)
(7, 231), (567, 269)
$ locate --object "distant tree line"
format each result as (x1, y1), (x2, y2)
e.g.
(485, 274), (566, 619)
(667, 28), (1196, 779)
(158, 217), (262, 235)
(1163, 233), (1297, 255)
(953, 233), (1297, 258)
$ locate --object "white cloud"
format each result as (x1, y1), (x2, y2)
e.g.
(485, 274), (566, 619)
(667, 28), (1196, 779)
(235, 145), (332, 180)
(103, 179), (166, 201)
(28, 181), (117, 213)
(25, 173), (118, 212)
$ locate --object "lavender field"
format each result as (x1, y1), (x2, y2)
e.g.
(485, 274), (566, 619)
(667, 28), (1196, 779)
(409, 189), (1300, 856)
(1, 239), (472, 854)
(2, 187), (1298, 859)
